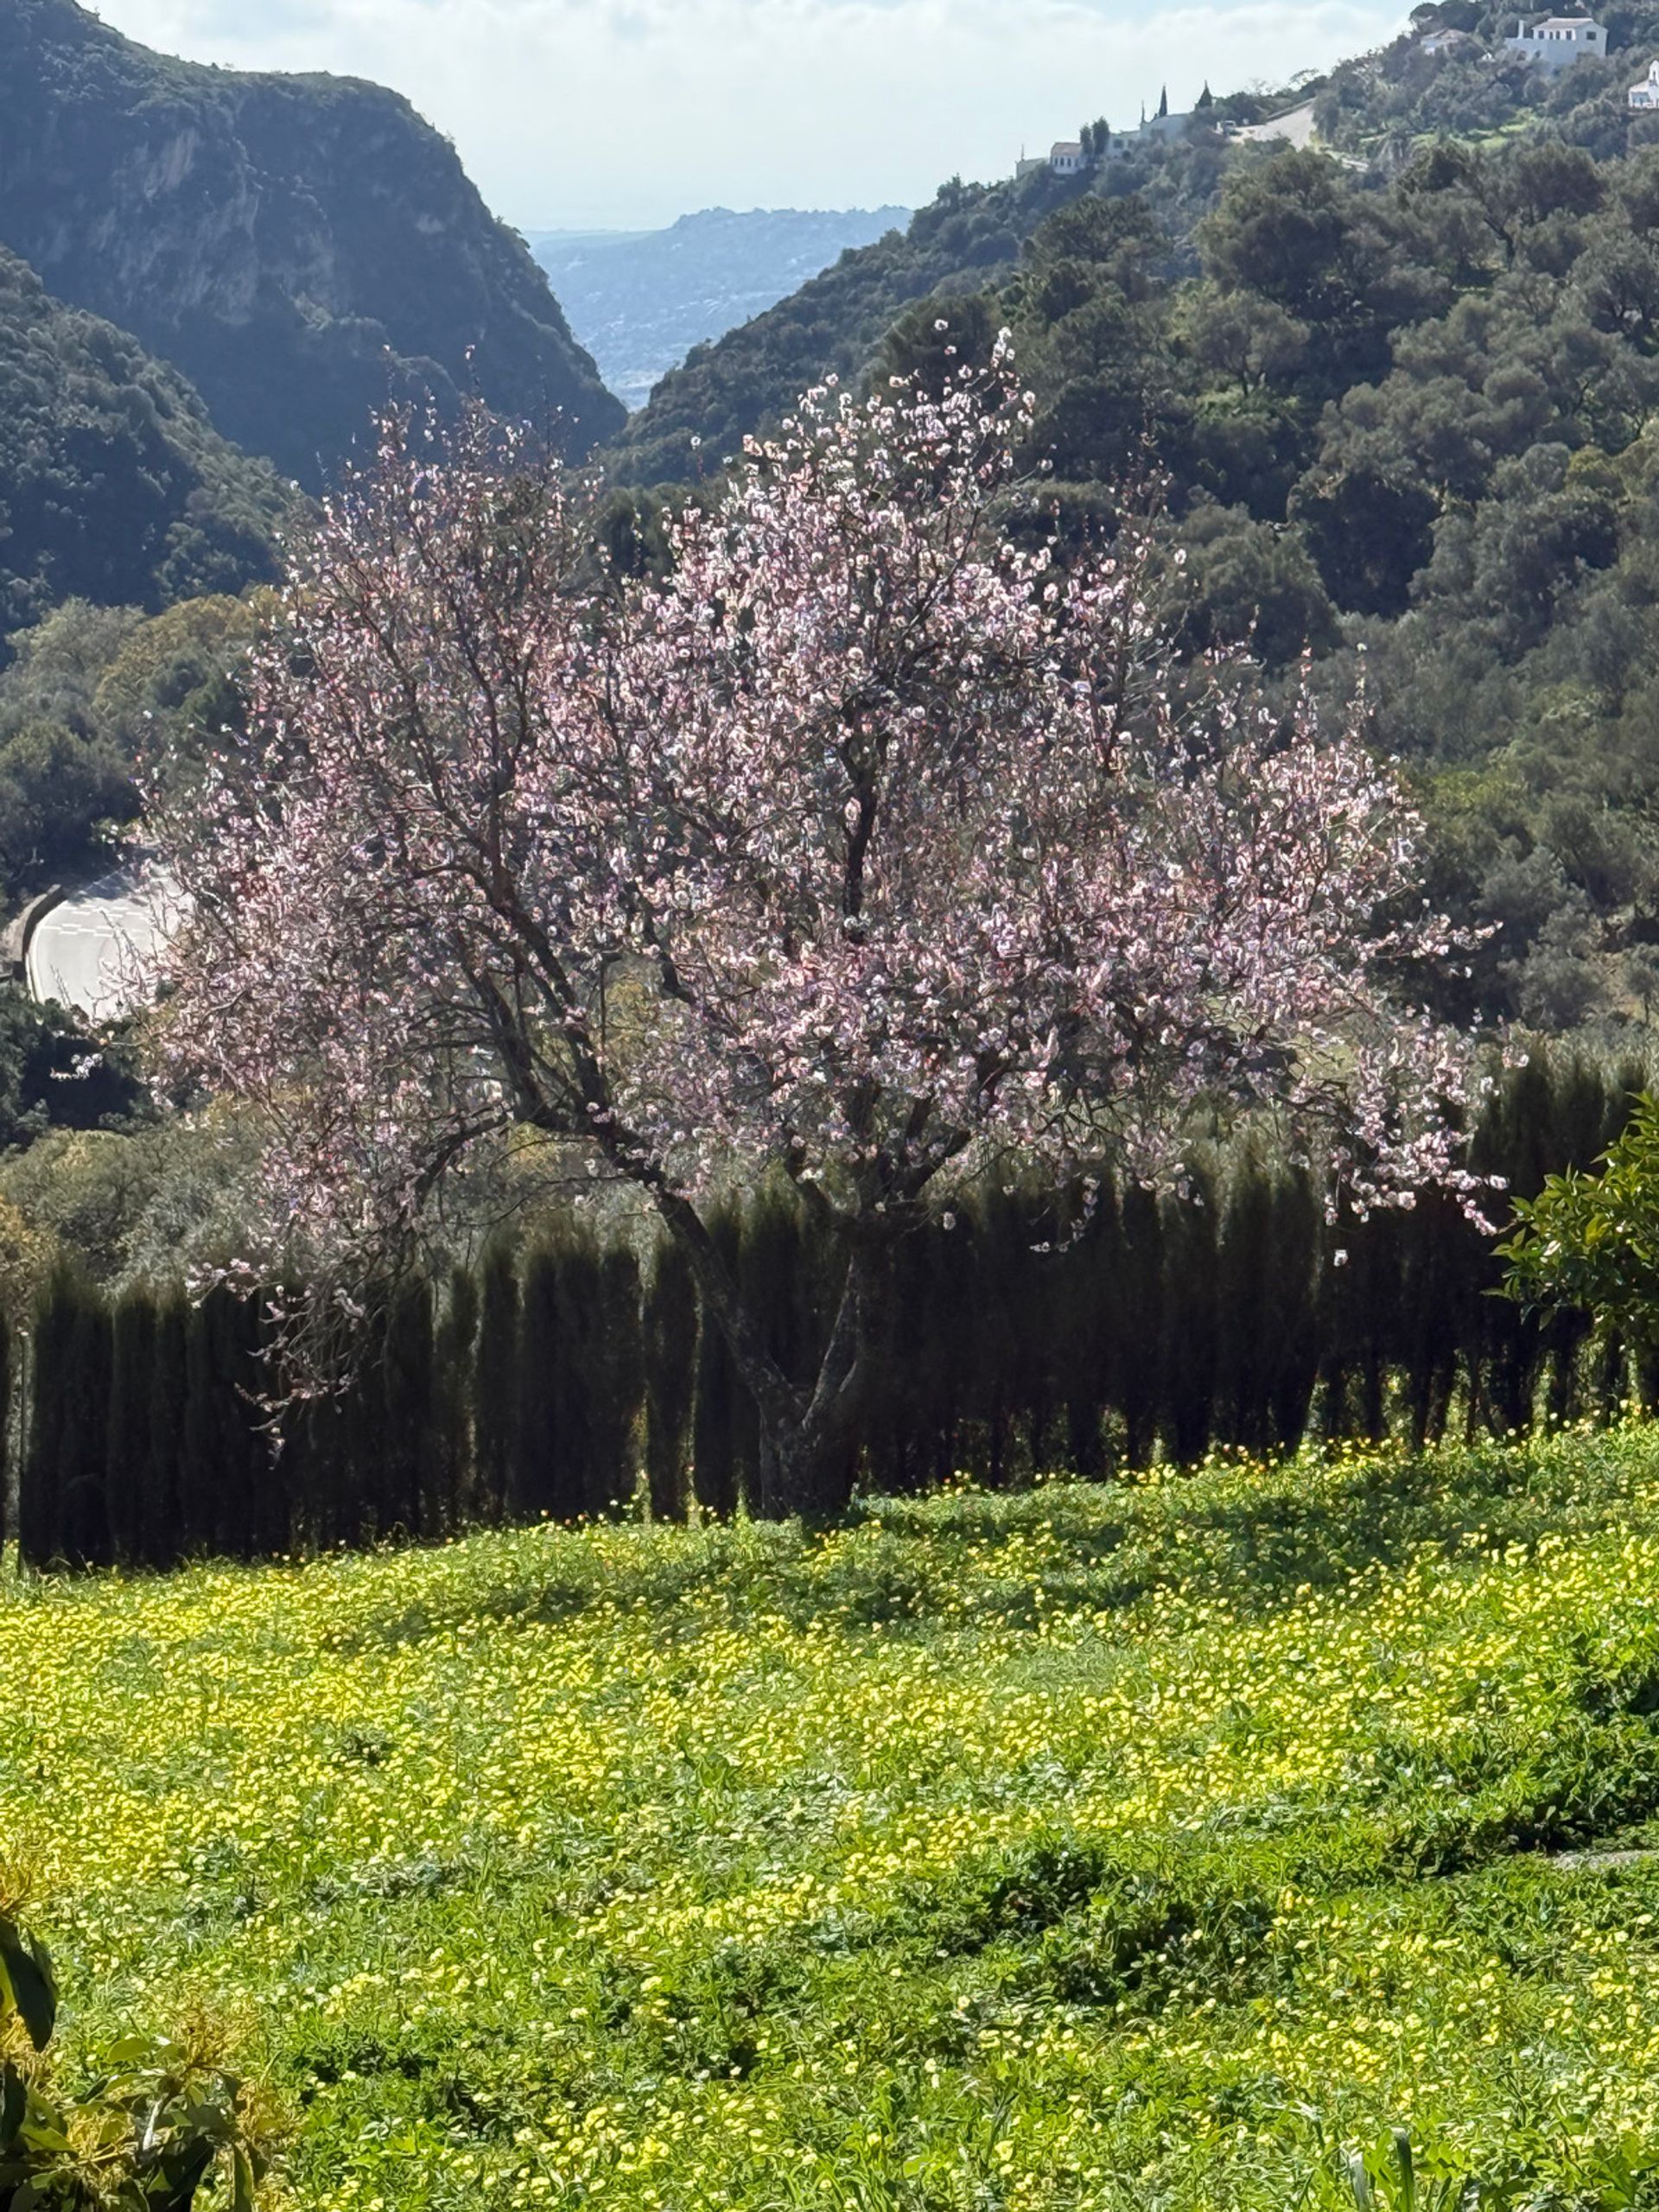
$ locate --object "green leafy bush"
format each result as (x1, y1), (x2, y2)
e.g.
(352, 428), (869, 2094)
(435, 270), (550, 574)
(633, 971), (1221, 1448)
(0, 1888), (271, 2209)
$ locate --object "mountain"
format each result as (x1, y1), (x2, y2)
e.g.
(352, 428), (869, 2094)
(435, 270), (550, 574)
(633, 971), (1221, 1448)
(529, 207), (911, 412)
(0, 245), (288, 651)
(0, 0), (626, 488)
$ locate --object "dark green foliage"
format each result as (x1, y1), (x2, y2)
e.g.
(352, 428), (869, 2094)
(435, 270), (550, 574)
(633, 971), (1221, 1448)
(105, 1283), (155, 1565)
(141, 1292), (188, 1567)
(0, 0), (624, 490)
(643, 1236), (698, 1523)
(588, 1244), (645, 1519)
(0, 1899), (270, 2208)
(0, 247), (285, 657)
(382, 1274), (435, 1541)
(473, 1241), (518, 1523)
(17, 1048), (1659, 1571)
(21, 1263), (111, 1567)
(430, 1266), (479, 1536)
(512, 1242), (563, 1522)
(693, 1199), (751, 1518)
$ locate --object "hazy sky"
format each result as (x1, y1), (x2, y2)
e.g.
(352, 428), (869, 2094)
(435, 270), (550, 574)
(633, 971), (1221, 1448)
(90, 0), (1408, 232)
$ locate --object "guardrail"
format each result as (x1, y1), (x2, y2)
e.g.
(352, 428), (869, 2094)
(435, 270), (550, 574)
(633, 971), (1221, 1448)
(2, 886), (64, 988)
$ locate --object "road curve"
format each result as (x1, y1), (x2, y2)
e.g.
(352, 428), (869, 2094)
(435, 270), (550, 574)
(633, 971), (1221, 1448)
(26, 860), (180, 1021)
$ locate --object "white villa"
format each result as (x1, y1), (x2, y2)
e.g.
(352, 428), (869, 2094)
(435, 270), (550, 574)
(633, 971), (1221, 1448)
(1016, 103), (1206, 179)
(1632, 57), (1659, 106)
(1503, 15), (1609, 71)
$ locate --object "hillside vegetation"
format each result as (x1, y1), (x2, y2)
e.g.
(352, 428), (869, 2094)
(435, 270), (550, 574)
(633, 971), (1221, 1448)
(0, 0), (625, 486)
(16, 1433), (1659, 2209)
(599, 168), (1161, 486)
(0, 246), (286, 651)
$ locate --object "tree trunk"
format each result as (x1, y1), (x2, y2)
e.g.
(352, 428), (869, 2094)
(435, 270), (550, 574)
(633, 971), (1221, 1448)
(652, 1185), (875, 1522)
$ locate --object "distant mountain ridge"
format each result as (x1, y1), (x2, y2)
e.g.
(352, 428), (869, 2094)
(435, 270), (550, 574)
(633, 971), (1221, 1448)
(529, 206), (910, 412)
(0, 0), (626, 487)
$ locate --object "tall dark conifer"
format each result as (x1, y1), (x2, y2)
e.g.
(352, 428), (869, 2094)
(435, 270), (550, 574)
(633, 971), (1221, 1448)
(105, 1287), (156, 1567)
(382, 1274), (435, 1536)
(643, 1235), (697, 1522)
(513, 1242), (563, 1520)
(474, 1241), (519, 1522)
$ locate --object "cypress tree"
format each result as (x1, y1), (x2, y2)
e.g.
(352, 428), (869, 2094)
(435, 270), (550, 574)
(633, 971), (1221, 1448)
(19, 1265), (79, 1568)
(1262, 1170), (1323, 1456)
(179, 1294), (221, 1554)
(1116, 1184), (1165, 1471)
(692, 1198), (748, 1518)
(1160, 1174), (1217, 1467)
(643, 1234), (698, 1522)
(105, 1287), (156, 1567)
(740, 1184), (811, 1516)
(57, 1283), (113, 1569)
(382, 1274), (435, 1537)
(432, 1265), (480, 1535)
(1214, 1155), (1273, 1452)
(474, 1240), (519, 1523)
(141, 1293), (189, 1567)
(588, 1243), (644, 1519)
(1058, 1173), (1117, 1480)
(513, 1240), (564, 1520)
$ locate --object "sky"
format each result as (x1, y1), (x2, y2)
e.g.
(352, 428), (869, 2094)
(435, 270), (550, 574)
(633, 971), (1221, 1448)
(89, 0), (1410, 232)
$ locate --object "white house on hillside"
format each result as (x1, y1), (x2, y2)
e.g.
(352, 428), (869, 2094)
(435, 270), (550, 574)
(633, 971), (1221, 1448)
(1503, 15), (1609, 71)
(1016, 105), (1206, 178)
(1632, 58), (1659, 105)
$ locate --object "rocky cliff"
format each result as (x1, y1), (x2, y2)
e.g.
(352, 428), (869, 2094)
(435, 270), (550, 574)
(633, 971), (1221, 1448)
(0, 0), (626, 487)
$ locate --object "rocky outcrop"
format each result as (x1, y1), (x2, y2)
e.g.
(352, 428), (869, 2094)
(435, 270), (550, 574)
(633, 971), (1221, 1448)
(0, 0), (626, 486)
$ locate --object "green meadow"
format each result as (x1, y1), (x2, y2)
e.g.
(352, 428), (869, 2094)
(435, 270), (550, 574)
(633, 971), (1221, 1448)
(15, 1433), (1659, 2209)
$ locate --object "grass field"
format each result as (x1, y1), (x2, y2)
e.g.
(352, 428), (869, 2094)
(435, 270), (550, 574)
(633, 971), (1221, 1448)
(15, 1436), (1659, 2209)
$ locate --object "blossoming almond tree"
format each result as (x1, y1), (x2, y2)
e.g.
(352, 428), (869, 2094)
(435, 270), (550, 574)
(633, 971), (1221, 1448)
(152, 357), (1477, 1515)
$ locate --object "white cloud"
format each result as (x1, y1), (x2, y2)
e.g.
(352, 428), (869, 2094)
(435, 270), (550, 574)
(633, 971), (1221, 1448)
(90, 0), (1408, 229)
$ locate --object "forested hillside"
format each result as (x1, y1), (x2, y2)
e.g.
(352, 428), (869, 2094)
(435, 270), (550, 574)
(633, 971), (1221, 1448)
(601, 15), (1659, 1032)
(0, 246), (286, 649)
(600, 166), (1189, 486)
(0, 0), (626, 486)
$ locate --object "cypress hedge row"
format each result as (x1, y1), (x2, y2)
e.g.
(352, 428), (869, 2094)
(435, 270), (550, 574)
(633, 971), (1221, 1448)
(6, 1051), (1654, 1569)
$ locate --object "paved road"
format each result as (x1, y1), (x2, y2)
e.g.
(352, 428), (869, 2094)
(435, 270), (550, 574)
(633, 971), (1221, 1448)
(27, 861), (179, 1020)
(1236, 99), (1318, 149)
